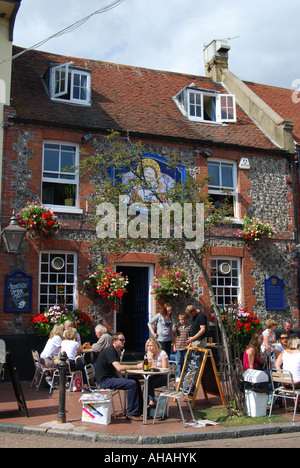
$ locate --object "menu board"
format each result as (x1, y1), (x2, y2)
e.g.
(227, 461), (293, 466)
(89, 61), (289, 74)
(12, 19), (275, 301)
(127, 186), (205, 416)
(177, 347), (226, 407)
(4, 271), (33, 313)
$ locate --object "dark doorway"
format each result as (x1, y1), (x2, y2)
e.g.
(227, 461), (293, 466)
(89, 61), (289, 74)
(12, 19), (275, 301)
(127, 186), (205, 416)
(116, 266), (149, 351)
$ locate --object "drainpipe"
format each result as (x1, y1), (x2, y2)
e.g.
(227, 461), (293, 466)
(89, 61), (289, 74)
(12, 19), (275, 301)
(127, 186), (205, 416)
(291, 146), (300, 321)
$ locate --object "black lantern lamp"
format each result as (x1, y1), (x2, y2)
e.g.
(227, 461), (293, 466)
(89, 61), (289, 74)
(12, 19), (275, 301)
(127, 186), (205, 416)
(2, 214), (27, 253)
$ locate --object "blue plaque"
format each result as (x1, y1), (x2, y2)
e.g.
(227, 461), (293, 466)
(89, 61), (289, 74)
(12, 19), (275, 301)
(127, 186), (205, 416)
(264, 275), (285, 310)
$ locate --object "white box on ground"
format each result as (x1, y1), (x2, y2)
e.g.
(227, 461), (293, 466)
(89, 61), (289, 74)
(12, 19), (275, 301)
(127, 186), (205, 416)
(80, 393), (111, 425)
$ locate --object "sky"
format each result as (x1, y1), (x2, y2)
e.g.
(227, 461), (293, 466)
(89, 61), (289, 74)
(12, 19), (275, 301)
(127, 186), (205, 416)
(11, 0), (300, 89)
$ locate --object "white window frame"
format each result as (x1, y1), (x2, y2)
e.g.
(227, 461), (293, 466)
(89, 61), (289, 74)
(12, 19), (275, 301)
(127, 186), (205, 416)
(208, 158), (239, 219)
(50, 63), (91, 106)
(42, 141), (82, 214)
(39, 251), (78, 313)
(210, 257), (241, 309)
(184, 88), (236, 123)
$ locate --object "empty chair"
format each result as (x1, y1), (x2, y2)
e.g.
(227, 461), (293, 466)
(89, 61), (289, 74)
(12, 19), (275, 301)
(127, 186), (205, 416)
(84, 364), (124, 419)
(269, 369), (300, 422)
(153, 370), (196, 427)
(30, 350), (53, 391)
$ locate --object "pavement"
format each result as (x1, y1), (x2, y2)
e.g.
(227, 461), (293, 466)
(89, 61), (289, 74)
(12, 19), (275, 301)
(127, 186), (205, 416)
(1, 380), (300, 446)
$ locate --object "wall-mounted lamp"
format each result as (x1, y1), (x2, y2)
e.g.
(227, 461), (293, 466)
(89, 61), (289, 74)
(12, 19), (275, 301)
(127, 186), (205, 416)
(200, 148), (213, 159)
(2, 214), (27, 253)
(81, 134), (94, 143)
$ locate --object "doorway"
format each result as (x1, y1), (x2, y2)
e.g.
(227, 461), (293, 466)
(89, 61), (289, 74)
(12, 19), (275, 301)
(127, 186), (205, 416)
(116, 266), (150, 351)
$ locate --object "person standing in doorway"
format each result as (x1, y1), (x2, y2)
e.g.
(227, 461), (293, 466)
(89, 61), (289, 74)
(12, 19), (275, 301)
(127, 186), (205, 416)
(185, 305), (207, 348)
(148, 303), (173, 357)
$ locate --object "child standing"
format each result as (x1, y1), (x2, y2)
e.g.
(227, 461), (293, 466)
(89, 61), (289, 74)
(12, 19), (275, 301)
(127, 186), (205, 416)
(173, 314), (191, 382)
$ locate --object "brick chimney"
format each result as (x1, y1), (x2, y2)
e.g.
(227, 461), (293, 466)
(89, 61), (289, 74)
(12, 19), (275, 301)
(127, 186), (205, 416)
(204, 39), (230, 82)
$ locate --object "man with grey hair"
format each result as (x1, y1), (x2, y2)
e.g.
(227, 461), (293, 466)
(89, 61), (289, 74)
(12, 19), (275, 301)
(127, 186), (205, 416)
(85, 324), (112, 355)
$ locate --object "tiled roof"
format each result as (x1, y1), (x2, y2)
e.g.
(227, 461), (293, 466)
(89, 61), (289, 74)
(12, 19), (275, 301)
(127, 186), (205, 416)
(10, 46), (280, 152)
(244, 81), (300, 144)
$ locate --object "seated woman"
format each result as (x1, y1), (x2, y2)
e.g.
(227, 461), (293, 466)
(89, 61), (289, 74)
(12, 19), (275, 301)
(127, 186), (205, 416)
(275, 336), (300, 388)
(60, 327), (87, 386)
(145, 337), (169, 409)
(243, 332), (268, 371)
(40, 324), (64, 368)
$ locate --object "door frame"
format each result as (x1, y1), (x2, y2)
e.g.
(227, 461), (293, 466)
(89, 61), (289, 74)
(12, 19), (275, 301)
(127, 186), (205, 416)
(113, 263), (155, 332)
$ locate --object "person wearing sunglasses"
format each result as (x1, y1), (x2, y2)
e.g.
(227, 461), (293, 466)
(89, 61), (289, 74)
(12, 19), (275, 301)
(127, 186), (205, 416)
(274, 333), (289, 359)
(96, 332), (144, 421)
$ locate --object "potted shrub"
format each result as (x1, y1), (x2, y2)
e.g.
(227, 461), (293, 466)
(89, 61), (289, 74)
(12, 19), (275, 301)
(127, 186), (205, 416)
(16, 202), (62, 239)
(32, 305), (93, 340)
(82, 265), (129, 310)
(150, 266), (194, 299)
(236, 216), (276, 246)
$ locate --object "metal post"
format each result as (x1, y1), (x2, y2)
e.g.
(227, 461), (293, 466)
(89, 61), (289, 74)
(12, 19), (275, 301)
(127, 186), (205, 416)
(57, 351), (68, 424)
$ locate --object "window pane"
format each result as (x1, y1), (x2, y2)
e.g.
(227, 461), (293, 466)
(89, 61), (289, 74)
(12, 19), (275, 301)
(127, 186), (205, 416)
(208, 162), (220, 186)
(44, 147), (59, 173)
(61, 147), (76, 171)
(221, 164), (234, 188)
(39, 253), (76, 312)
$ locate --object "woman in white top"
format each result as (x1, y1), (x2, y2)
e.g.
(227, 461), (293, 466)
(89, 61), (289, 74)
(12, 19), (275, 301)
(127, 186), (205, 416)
(261, 319), (277, 354)
(145, 337), (169, 408)
(40, 324), (64, 368)
(60, 327), (87, 386)
(276, 336), (300, 388)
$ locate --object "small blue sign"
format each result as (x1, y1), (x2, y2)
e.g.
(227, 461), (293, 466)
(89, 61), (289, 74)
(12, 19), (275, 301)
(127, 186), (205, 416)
(264, 275), (286, 311)
(4, 271), (33, 313)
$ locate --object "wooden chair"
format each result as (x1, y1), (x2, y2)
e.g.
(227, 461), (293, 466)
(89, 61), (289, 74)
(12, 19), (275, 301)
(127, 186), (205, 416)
(153, 370), (196, 427)
(84, 364), (125, 419)
(30, 350), (53, 391)
(269, 369), (300, 422)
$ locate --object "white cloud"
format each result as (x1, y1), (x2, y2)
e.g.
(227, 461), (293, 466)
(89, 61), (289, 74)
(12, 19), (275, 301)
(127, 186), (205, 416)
(12, 0), (300, 88)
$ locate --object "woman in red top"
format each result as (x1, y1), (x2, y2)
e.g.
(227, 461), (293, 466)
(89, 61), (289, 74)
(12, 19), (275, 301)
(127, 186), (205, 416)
(243, 332), (267, 370)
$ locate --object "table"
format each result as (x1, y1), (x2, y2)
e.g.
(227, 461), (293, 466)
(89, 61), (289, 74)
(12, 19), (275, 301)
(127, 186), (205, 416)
(82, 348), (94, 363)
(126, 368), (170, 425)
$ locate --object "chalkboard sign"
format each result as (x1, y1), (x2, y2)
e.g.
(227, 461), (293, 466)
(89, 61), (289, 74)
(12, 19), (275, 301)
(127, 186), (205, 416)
(4, 271), (33, 313)
(264, 275), (286, 310)
(177, 347), (226, 407)
(3, 351), (29, 417)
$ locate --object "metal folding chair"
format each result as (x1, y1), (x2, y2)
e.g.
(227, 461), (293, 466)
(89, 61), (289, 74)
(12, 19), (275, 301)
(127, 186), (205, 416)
(153, 370), (196, 427)
(269, 369), (300, 422)
(30, 350), (53, 391)
(84, 364), (125, 419)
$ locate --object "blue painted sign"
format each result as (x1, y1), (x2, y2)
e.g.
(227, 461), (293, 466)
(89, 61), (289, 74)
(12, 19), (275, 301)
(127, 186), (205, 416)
(4, 271), (33, 313)
(264, 275), (286, 311)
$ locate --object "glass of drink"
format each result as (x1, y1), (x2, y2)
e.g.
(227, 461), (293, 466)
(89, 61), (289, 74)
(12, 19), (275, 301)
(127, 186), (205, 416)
(208, 337), (213, 345)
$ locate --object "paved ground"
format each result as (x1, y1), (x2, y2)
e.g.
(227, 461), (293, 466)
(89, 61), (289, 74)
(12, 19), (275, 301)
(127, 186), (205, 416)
(1, 380), (300, 449)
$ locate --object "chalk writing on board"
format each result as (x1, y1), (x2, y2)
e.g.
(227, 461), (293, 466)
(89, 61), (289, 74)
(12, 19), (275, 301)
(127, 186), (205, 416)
(4, 271), (33, 313)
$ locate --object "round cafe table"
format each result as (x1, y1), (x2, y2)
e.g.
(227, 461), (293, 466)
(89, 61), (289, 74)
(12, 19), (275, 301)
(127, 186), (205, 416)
(81, 348), (94, 364)
(126, 368), (170, 425)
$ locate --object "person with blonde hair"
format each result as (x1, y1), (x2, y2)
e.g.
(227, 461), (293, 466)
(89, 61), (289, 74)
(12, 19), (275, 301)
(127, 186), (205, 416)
(261, 319), (277, 354)
(276, 336), (300, 388)
(40, 323), (64, 368)
(145, 337), (169, 409)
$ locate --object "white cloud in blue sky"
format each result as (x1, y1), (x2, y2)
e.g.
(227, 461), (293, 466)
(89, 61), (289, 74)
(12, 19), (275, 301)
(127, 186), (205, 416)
(12, 0), (300, 89)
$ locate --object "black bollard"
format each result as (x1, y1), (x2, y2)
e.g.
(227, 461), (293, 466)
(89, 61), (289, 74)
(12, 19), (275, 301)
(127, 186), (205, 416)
(57, 351), (68, 424)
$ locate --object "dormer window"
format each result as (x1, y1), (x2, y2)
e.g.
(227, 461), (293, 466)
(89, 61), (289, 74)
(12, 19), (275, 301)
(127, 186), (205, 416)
(49, 63), (91, 105)
(174, 86), (236, 123)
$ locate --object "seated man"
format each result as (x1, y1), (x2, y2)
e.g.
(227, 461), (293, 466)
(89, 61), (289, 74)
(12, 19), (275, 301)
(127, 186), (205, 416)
(96, 332), (144, 420)
(88, 324), (112, 354)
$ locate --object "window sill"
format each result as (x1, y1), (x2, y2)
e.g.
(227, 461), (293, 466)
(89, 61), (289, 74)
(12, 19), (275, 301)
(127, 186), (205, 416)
(45, 205), (83, 215)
